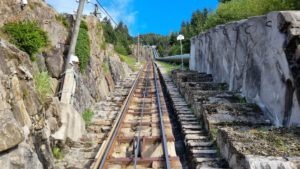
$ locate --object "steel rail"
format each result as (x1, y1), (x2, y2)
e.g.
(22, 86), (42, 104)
(95, 65), (145, 169)
(153, 62), (171, 169)
(133, 63), (150, 169)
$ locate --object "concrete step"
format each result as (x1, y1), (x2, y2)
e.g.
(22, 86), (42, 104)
(185, 134), (209, 140)
(194, 157), (221, 163)
(183, 129), (204, 135)
(191, 149), (218, 158)
(179, 117), (199, 122)
(187, 140), (214, 147)
(181, 121), (201, 125)
(182, 125), (202, 130)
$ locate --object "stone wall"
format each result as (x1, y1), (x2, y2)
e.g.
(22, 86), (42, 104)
(190, 11), (300, 126)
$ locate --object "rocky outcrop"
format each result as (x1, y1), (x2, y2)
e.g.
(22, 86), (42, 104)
(190, 11), (300, 126)
(0, 39), (46, 168)
(0, 110), (24, 152)
(0, 0), (68, 46)
(109, 53), (132, 82)
(0, 0), (135, 168)
(73, 16), (132, 113)
(0, 142), (43, 169)
(50, 98), (85, 142)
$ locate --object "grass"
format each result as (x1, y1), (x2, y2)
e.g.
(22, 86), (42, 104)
(210, 127), (219, 140)
(100, 42), (107, 50)
(102, 59), (110, 74)
(52, 146), (64, 160)
(249, 128), (288, 153)
(33, 71), (51, 104)
(156, 61), (181, 75)
(55, 15), (70, 28)
(119, 54), (138, 71)
(83, 109), (94, 126)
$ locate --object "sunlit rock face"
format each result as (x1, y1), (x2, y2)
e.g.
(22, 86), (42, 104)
(190, 11), (300, 127)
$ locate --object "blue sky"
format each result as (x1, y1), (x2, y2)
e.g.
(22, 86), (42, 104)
(46, 0), (219, 36)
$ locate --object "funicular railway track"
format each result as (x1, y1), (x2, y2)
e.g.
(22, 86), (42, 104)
(93, 60), (182, 169)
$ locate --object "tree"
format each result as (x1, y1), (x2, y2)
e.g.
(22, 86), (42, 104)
(219, 0), (232, 3)
(102, 17), (116, 44)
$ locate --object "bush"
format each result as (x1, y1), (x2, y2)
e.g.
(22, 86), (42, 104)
(168, 44), (181, 56)
(75, 21), (91, 72)
(52, 146), (64, 159)
(3, 21), (48, 60)
(114, 42), (128, 55)
(204, 0), (292, 30)
(83, 109), (94, 126)
(34, 72), (51, 104)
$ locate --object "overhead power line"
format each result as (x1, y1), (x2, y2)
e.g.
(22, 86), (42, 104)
(95, 0), (118, 26)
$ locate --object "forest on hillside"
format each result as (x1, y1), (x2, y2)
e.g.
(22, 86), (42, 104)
(102, 18), (132, 56)
(138, 0), (300, 57)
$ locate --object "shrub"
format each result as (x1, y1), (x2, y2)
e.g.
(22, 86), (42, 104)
(204, 0), (292, 30)
(52, 146), (64, 159)
(33, 71), (51, 104)
(3, 21), (48, 60)
(114, 42), (128, 55)
(75, 21), (91, 72)
(83, 109), (94, 126)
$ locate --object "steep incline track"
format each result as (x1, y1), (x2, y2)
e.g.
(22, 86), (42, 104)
(93, 61), (182, 169)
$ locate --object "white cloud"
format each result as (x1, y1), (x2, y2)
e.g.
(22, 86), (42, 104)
(46, 0), (138, 34)
(103, 0), (138, 28)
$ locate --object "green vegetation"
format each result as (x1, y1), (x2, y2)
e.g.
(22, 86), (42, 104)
(156, 61), (181, 75)
(234, 94), (247, 103)
(3, 21), (48, 60)
(33, 72), (51, 104)
(100, 42), (107, 50)
(102, 59), (110, 74)
(210, 127), (219, 140)
(140, 0), (300, 57)
(83, 109), (94, 126)
(52, 146), (64, 159)
(102, 18), (132, 55)
(250, 128), (288, 153)
(205, 0), (291, 30)
(119, 54), (138, 71)
(23, 89), (29, 99)
(75, 20), (91, 72)
(55, 14), (70, 28)
(135, 34), (169, 57)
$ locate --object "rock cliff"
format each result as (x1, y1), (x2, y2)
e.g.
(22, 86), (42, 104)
(190, 11), (300, 127)
(0, 0), (133, 168)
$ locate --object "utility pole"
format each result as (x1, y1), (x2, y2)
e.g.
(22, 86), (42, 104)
(60, 0), (86, 104)
(137, 33), (140, 62)
(66, 0), (85, 65)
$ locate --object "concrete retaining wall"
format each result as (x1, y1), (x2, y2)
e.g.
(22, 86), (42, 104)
(190, 11), (300, 126)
